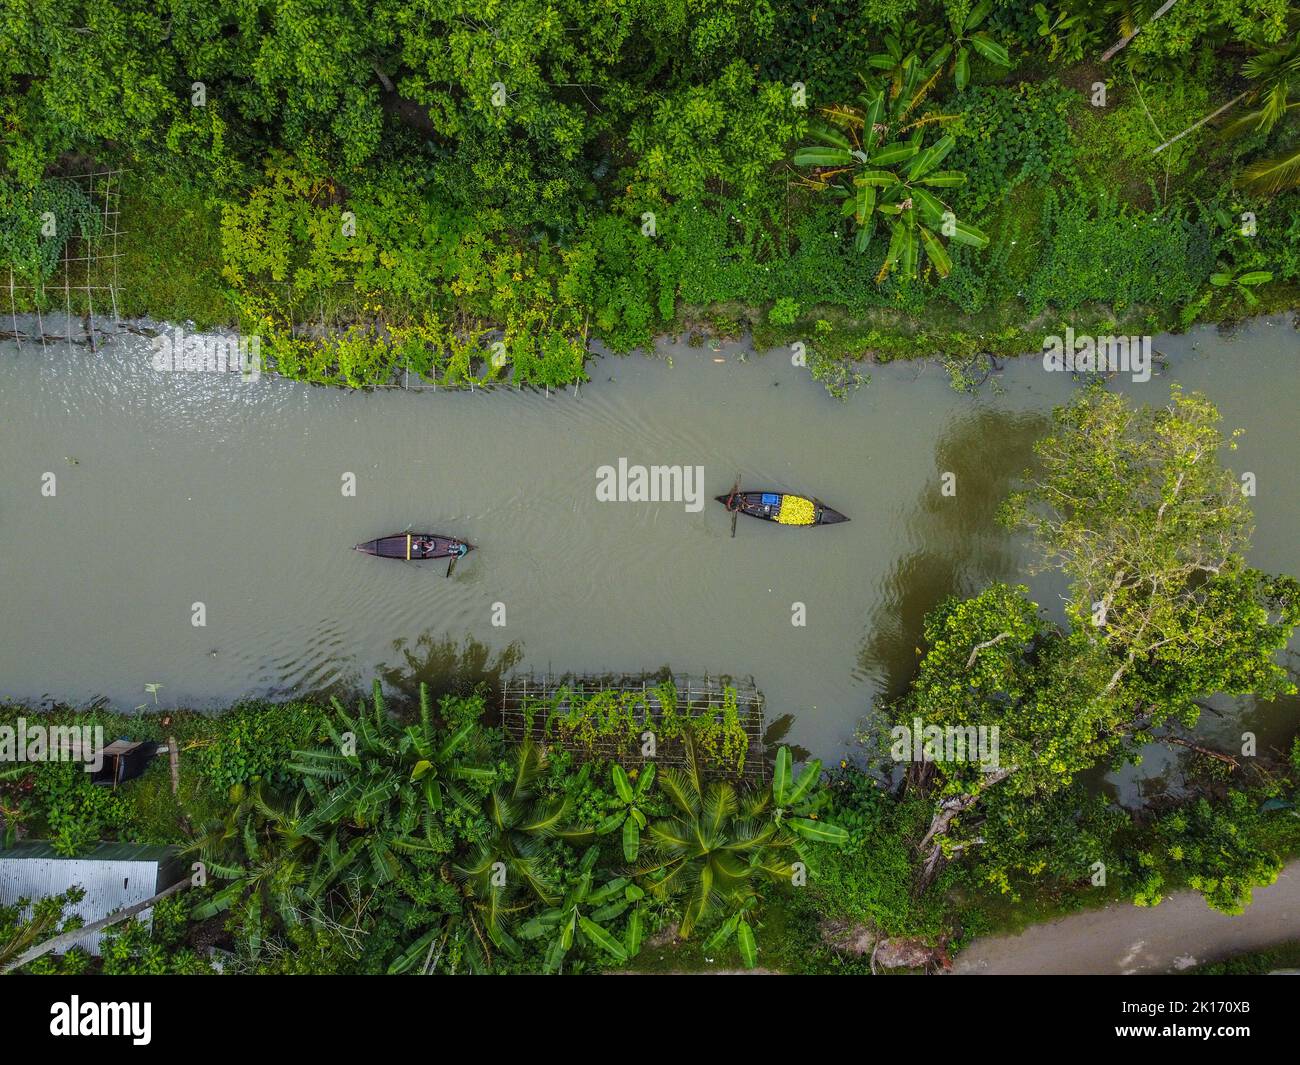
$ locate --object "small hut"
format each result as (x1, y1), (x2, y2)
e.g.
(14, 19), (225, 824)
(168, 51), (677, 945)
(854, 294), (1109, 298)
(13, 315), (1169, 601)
(91, 739), (160, 787)
(65, 735), (162, 787)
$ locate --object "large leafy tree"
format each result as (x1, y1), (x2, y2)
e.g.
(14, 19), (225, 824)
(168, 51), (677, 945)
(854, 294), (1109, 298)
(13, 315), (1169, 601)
(1003, 384), (1293, 703)
(901, 385), (1300, 883)
(1139, 791), (1284, 914)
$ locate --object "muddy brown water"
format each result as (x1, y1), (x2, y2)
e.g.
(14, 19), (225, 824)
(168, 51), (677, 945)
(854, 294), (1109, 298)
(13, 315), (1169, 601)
(1, 315), (1296, 805)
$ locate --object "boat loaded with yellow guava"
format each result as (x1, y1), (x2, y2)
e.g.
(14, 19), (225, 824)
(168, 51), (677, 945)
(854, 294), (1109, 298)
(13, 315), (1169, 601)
(716, 479), (849, 532)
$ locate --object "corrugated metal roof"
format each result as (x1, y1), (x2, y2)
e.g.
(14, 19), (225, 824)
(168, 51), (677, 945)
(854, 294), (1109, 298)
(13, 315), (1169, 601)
(0, 841), (173, 863)
(0, 841), (178, 956)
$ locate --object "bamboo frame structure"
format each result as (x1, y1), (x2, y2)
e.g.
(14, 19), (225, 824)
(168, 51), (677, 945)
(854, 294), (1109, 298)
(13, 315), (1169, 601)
(500, 671), (768, 782)
(4, 168), (124, 354)
(237, 281), (589, 394)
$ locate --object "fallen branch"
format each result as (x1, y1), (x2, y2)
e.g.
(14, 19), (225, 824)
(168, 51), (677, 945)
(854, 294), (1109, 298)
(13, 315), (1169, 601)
(965, 632), (1013, 670)
(1165, 736), (1239, 768)
(1153, 91), (1249, 154)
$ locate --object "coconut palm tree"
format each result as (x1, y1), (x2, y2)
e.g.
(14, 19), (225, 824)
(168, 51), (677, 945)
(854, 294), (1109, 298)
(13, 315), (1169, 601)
(1154, 29), (1300, 194)
(189, 783), (323, 958)
(635, 740), (775, 935)
(1224, 33), (1300, 194)
(633, 739), (848, 968)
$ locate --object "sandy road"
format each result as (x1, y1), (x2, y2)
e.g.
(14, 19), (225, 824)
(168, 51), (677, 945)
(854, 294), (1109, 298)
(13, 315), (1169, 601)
(952, 861), (1300, 974)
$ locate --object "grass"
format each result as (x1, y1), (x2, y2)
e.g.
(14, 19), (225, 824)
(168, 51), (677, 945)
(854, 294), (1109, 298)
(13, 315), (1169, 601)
(10, 172), (232, 327)
(113, 173), (230, 327)
(1182, 940), (1300, 975)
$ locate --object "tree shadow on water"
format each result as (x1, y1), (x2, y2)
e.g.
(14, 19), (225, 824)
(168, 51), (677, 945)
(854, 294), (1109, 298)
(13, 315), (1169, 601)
(375, 631), (525, 707)
(856, 407), (1048, 702)
(299, 632), (524, 713)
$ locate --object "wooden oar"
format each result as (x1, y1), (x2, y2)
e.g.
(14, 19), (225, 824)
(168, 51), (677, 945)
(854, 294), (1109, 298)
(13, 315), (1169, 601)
(445, 542), (468, 578)
(729, 474), (741, 538)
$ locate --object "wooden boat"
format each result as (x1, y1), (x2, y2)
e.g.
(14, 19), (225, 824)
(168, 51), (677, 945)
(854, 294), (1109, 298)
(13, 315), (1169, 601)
(717, 487), (849, 532)
(354, 533), (473, 575)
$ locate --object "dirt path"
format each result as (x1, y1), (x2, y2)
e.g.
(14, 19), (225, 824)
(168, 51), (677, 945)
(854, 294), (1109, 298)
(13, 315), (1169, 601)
(952, 860), (1300, 974)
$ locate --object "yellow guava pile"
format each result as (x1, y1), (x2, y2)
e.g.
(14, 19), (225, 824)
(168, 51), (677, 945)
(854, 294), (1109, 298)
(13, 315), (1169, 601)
(776, 495), (816, 525)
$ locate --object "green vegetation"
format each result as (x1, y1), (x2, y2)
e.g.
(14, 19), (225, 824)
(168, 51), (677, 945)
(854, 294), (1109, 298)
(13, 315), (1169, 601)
(869, 383), (1300, 920)
(522, 680), (754, 772)
(1, 3), (1296, 391)
(1183, 940), (1300, 975)
(0, 685), (845, 974)
(2, 5), (1300, 979)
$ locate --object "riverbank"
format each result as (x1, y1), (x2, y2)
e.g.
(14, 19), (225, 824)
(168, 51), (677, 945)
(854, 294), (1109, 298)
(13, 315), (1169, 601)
(952, 860), (1300, 975)
(4, 692), (1298, 974)
(21, 124), (1300, 398)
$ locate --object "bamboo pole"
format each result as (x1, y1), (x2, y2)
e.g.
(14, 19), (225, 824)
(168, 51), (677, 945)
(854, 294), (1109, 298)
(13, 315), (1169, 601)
(2, 877), (192, 974)
(1100, 0), (1179, 63)
(167, 736), (180, 796)
(1152, 91), (1249, 154)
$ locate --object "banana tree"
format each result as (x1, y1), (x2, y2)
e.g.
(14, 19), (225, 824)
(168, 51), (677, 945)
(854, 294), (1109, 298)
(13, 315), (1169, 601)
(867, 34), (923, 101)
(518, 845), (640, 972)
(403, 682), (497, 811)
(1210, 268), (1274, 307)
(290, 680), (494, 885)
(453, 740), (590, 957)
(870, 2), (1011, 96)
(702, 896), (761, 969)
(794, 85), (989, 278)
(386, 910), (489, 975)
(595, 762), (655, 861)
(768, 747), (850, 865)
(930, 0), (1012, 90)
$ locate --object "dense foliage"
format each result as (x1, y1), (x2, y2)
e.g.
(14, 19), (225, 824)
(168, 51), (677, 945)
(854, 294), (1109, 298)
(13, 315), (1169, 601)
(1, 2), (1295, 388)
(0, 684), (848, 973)
(875, 384), (1300, 910)
(2, 4), (1299, 978)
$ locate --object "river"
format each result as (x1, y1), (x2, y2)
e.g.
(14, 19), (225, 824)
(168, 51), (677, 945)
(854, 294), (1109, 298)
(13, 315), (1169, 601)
(1, 315), (1296, 804)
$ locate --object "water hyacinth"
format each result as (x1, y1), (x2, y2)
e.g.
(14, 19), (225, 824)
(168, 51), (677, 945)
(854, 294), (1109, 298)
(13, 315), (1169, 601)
(776, 494), (816, 525)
